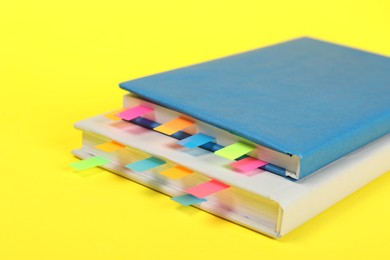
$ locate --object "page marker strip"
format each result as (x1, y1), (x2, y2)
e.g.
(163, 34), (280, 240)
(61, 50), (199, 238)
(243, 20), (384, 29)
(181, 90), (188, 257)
(214, 142), (255, 160)
(125, 157), (165, 172)
(153, 117), (194, 135)
(116, 105), (153, 121)
(159, 165), (193, 179)
(186, 179), (230, 198)
(171, 194), (207, 206)
(95, 141), (125, 152)
(104, 109), (124, 120)
(69, 156), (109, 170)
(177, 133), (215, 148)
(231, 157), (268, 172)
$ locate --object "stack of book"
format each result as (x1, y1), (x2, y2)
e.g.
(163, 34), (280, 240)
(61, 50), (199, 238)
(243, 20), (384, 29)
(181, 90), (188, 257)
(70, 37), (390, 238)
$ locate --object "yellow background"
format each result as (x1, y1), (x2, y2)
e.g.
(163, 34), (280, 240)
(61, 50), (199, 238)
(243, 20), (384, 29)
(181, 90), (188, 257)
(1, 0), (390, 259)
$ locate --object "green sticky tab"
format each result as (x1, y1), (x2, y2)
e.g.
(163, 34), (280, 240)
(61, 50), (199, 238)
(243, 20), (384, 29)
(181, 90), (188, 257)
(214, 142), (255, 160)
(69, 156), (109, 170)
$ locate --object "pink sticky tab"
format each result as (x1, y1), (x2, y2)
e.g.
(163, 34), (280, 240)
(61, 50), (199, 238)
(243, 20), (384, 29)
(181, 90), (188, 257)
(231, 157), (268, 172)
(116, 105), (153, 120)
(185, 179), (230, 198)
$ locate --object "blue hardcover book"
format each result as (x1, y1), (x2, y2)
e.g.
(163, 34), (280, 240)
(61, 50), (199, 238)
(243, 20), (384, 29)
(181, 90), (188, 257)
(119, 37), (390, 180)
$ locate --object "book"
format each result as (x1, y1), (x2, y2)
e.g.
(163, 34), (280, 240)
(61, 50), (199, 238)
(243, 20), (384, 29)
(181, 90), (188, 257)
(72, 113), (390, 238)
(119, 37), (390, 180)
(71, 37), (390, 238)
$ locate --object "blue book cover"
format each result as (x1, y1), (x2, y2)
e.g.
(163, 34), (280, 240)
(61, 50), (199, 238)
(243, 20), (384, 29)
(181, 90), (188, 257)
(119, 37), (390, 179)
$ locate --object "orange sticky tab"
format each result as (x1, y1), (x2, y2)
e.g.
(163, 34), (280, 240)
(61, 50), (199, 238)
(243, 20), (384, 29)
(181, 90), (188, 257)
(95, 141), (125, 152)
(104, 109), (124, 120)
(153, 117), (195, 135)
(159, 165), (193, 179)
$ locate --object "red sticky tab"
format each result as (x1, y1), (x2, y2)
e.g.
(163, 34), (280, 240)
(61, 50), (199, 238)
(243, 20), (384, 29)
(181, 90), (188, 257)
(116, 105), (153, 120)
(185, 179), (230, 198)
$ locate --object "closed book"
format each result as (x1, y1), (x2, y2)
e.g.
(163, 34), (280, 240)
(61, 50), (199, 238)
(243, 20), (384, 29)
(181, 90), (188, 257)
(119, 37), (390, 179)
(71, 37), (390, 237)
(72, 114), (390, 238)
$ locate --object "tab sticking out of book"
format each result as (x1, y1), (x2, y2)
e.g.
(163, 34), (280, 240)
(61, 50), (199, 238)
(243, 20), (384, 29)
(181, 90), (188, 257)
(171, 194), (207, 206)
(125, 157), (165, 172)
(153, 117), (194, 135)
(159, 165), (193, 179)
(231, 157), (268, 172)
(95, 141), (125, 152)
(69, 156), (109, 170)
(116, 105), (153, 121)
(104, 109), (124, 120)
(186, 179), (230, 198)
(177, 133), (215, 148)
(214, 142), (255, 160)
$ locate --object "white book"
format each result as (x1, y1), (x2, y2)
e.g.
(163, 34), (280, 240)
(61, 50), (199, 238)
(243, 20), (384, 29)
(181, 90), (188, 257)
(72, 114), (390, 238)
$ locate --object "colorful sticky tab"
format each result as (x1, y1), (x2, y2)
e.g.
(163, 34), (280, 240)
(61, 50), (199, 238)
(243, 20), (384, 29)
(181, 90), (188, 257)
(231, 157), (268, 172)
(125, 157), (165, 172)
(104, 109), (125, 120)
(153, 117), (194, 135)
(116, 105), (153, 121)
(159, 165), (193, 179)
(69, 156), (109, 170)
(171, 194), (207, 206)
(95, 141), (125, 152)
(177, 133), (215, 148)
(186, 179), (230, 198)
(214, 142), (255, 160)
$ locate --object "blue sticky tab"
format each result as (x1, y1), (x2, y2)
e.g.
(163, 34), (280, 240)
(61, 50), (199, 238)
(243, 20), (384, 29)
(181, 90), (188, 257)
(177, 133), (215, 148)
(171, 194), (207, 206)
(125, 157), (165, 172)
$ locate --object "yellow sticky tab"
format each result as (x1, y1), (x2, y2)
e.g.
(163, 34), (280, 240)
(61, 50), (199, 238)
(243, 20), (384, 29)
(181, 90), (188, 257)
(95, 141), (125, 152)
(154, 117), (194, 135)
(159, 165), (193, 179)
(104, 109), (124, 120)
